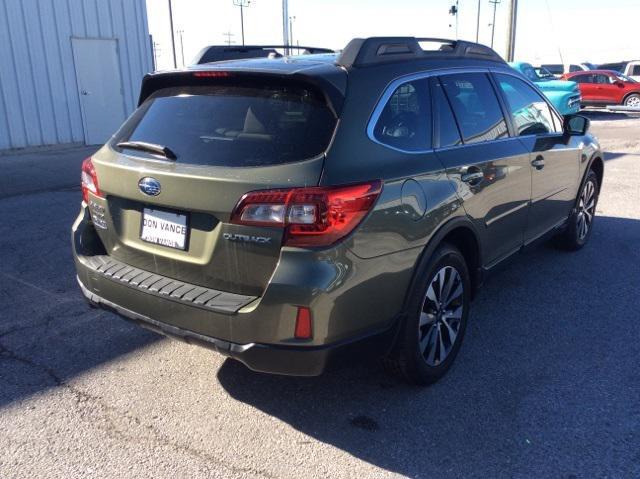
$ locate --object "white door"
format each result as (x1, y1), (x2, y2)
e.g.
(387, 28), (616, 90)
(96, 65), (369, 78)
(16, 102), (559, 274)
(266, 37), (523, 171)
(72, 38), (126, 145)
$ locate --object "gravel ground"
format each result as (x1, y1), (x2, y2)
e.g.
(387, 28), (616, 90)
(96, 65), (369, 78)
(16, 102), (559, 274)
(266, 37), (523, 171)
(1, 112), (639, 478)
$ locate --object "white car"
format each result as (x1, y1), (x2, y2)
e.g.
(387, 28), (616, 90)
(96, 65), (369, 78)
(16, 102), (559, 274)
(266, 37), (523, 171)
(598, 61), (640, 82)
(541, 63), (597, 78)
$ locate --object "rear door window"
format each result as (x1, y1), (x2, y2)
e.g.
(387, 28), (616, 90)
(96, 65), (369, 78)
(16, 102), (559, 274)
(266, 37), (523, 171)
(495, 74), (561, 135)
(572, 74), (592, 83)
(431, 78), (462, 148)
(372, 79), (431, 151)
(113, 84), (336, 167)
(439, 73), (508, 144)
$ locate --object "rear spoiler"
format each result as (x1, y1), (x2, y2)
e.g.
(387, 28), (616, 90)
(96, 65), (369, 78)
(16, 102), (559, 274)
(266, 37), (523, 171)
(137, 70), (345, 117)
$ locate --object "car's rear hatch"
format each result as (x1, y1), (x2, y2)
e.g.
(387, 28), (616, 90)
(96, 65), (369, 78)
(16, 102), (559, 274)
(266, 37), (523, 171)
(88, 70), (342, 297)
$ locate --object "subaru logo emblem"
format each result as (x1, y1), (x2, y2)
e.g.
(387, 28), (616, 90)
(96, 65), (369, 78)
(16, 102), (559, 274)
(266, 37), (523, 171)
(138, 177), (161, 196)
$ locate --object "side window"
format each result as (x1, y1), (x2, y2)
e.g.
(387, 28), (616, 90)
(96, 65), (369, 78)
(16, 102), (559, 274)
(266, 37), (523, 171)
(594, 74), (610, 84)
(569, 64), (582, 72)
(632, 65), (640, 76)
(373, 79), (431, 151)
(439, 73), (508, 144)
(431, 78), (462, 148)
(573, 74), (590, 84)
(495, 74), (561, 136)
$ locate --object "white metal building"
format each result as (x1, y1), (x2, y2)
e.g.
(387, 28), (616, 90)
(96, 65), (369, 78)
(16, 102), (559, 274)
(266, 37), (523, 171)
(0, 0), (153, 151)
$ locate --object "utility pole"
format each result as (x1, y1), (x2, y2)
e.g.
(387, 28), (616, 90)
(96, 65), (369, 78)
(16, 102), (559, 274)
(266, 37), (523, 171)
(152, 40), (160, 71)
(475, 0), (481, 42)
(449, 2), (459, 39)
(168, 0), (177, 68)
(178, 30), (185, 66)
(289, 16), (296, 49)
(489, 0), (500, 49)
(282, 0), (290, 54)
(233, 0), (251, 46)
(506, 0), (518, 61)
(223, 31), (235, 46)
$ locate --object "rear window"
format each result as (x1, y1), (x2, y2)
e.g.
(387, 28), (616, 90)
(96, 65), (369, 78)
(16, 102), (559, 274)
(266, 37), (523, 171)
(373, 79), (431, 151)
(113, 84), (336, 167)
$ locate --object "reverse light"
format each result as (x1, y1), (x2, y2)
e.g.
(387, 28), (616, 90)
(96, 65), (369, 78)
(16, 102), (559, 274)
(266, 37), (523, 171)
(230, 180), (383, 247)
(81, 157), (102, 203)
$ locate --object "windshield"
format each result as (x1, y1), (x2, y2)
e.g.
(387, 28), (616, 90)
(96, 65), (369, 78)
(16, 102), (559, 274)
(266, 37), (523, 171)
(534, 67), (555, 79)
(521, 65), (543, 82)
(614, 73), (637, 83)
(113, 84), (337, 167)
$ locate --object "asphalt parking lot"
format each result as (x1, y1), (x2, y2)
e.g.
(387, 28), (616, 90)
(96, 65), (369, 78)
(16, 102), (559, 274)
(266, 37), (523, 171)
(1, 111), (639, 478)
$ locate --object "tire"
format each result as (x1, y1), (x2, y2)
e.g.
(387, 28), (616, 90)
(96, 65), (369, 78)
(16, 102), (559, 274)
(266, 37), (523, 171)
(624, 93), (640, 108)
(559, 170), (599, 250)
(383, 243), (471, 386)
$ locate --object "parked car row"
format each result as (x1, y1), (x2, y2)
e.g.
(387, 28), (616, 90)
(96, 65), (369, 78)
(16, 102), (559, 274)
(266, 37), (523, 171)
(511, 61), (640, 109)
(509, 62), (581, 115)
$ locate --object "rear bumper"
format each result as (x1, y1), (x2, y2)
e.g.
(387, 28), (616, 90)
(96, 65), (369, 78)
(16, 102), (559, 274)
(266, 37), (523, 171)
(78, 277), (394, 376)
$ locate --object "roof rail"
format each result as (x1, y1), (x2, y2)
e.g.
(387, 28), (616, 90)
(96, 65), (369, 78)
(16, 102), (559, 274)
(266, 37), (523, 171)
(336, 37), (504, 68)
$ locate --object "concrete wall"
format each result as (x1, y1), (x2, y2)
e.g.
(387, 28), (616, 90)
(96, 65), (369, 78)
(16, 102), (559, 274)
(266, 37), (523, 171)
(0, 0), (152, 150)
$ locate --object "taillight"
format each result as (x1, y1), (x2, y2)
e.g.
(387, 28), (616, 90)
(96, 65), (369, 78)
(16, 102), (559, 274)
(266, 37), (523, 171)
(230, 181), (382, 247)
(81, 157), (102, 203)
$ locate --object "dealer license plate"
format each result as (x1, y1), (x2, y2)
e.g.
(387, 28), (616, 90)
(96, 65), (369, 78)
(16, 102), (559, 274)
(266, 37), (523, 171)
(140, 208), (188, 250)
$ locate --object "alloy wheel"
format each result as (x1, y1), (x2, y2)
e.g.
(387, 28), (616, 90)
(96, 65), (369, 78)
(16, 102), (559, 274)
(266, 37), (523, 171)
(418, 266), (464, 366)
(625, 95), (640, 107)
(577, 179), (597, 240)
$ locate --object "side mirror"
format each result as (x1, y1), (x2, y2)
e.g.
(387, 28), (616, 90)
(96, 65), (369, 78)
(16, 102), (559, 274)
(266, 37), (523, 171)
(615, 80), (625, 88)
(564, 114), (590, 136)
(564, 115), (591, 136)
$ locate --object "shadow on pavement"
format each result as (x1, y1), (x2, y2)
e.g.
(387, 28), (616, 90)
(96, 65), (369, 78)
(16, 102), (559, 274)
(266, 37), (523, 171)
(217, 215), (640, 477)
(604, 151), (635, 161)
(581, 109), (640, 121)
(0, 189), (160, 408)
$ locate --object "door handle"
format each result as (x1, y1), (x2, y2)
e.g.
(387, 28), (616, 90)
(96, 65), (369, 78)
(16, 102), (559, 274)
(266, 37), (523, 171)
(461, 168), (484, 184)
(531, 155), (545, 170)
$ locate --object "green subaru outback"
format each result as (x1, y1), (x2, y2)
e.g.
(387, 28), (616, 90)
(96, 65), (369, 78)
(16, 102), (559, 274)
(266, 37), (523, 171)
(73, 37), (603, 385)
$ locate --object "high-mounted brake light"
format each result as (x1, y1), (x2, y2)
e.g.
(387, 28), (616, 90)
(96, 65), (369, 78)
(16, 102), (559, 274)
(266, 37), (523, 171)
(193, 71), (232, 78)
(230, 181), (383, 247)
(81, 157), (102, 203)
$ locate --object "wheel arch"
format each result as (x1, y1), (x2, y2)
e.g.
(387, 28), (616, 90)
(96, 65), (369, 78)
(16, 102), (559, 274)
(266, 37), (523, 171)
(622, 91), (640, 105)
(403, 216), (483, 314)
(588, 156), (604, 192)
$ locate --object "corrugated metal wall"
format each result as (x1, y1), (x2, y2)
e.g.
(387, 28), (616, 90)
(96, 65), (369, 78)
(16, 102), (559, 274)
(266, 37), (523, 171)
(0, 0), (152, 150)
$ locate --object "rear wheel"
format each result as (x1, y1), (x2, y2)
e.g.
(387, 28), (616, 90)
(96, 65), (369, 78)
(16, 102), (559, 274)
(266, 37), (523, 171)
(384, 244), (471, 385)
(624, 93), (640, 108)
(559, 170), (599, 250)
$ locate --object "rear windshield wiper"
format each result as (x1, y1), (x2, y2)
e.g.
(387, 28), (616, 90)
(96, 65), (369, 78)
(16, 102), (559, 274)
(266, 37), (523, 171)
(116, 141), (177, 160)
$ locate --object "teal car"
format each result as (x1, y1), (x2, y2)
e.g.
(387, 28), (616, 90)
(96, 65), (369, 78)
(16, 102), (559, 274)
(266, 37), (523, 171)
(509, 62), (581, 115)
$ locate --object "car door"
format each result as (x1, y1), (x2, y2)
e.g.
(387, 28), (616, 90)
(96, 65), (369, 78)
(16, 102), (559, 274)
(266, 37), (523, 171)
(433, 72), (531, 266)
(593, 73), (622, 104)
(493, 73), (580, 242)
(573, 73), (598, 103)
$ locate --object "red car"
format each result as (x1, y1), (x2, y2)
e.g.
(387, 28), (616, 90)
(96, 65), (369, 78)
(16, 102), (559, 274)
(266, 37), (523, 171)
(562, 70), (640, 107)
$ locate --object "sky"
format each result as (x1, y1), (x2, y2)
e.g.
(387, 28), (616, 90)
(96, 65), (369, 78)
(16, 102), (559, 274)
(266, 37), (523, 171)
(145, 0), (640, 71)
